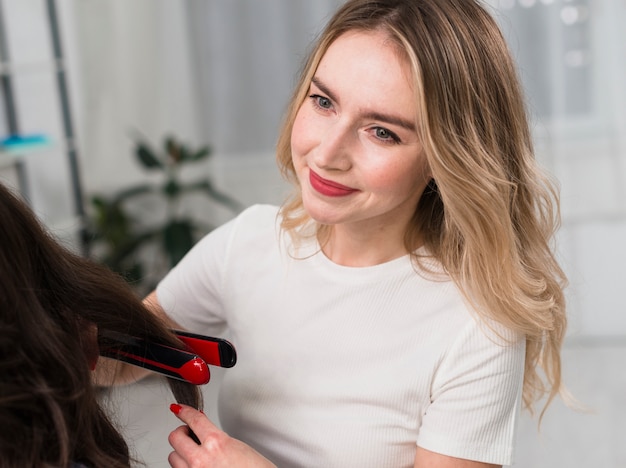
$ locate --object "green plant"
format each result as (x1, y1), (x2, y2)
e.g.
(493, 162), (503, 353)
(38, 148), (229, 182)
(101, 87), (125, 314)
(88, 135), (243, 293)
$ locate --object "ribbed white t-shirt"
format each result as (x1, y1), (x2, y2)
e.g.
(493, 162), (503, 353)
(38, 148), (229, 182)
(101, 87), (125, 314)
(157, 204), (525, 467)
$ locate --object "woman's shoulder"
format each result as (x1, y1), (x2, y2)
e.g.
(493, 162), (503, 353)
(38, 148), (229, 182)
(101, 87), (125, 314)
(239, 203), (280, 218)
(231, 203), (280, 230)
(231, 204), (281, 230)
(220, 204), (283, 251)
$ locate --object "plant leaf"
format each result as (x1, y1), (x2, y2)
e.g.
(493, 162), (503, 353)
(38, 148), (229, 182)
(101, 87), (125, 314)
(113, 183), (155, 203)
(89, 199), (131, 245)
(191, 146), (211, 161)
(165, 136), (177, 154)
(103, 229), (160, 269)
(163, 179), (181, 198)
(165, 136), (181, 164)
(136, 142), (164, 170)
(178, 144), (191, 163)
(121, 262), (144, 285)
(163, 219), (195, 267)
(182, 179), (244, 212)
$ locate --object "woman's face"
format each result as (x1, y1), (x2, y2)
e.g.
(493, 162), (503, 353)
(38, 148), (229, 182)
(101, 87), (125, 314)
(291, 30), (430, 237)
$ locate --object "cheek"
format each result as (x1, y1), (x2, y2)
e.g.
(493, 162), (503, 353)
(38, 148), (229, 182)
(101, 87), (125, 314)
(401, 159), (431, 197)
(366, 156), (429, 195)
(291, 107), (315, 160)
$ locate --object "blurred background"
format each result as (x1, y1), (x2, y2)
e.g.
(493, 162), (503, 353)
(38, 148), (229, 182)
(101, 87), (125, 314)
(0, 0), (624, 466)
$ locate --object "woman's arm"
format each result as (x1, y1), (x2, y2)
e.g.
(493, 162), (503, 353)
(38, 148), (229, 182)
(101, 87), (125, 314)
(414, 446), (500, 468)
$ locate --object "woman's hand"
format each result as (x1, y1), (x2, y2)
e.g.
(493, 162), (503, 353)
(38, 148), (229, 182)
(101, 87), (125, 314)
(168, 403), (276, 468)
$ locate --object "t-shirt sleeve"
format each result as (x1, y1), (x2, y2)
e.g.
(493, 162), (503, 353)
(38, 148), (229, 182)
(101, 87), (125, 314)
(156, 213), (238, 335)
(416, 320), (526, 465)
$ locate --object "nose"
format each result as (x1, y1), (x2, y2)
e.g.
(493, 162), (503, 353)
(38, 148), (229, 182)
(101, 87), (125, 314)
(312, 120), (353, 172)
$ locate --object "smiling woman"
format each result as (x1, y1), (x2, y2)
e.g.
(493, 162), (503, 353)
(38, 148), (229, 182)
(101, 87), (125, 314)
(291, 30), (430, 263)
(100, 1), (568, 467)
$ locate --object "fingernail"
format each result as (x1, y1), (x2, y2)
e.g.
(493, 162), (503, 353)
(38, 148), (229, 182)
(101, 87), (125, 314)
(170, 403), (182, 415)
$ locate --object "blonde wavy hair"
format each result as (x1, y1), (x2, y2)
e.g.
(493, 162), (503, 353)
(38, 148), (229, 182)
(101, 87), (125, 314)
(276, 0), (568, 417)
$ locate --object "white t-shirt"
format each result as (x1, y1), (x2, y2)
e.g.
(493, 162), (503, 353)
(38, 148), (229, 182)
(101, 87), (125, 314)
(157, 204), (525, 467)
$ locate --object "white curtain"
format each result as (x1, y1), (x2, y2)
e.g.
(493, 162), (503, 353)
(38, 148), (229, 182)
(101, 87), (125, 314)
(69, 0), (202, 193)
(184, 0), (342, 155)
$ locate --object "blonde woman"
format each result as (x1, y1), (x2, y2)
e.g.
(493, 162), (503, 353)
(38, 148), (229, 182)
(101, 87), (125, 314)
(108, 0), (567, 466)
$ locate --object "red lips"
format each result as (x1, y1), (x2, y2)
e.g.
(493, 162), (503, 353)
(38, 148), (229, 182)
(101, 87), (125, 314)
(309, 170), (358, 197)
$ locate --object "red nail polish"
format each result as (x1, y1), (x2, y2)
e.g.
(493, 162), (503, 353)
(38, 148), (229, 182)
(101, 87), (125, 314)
(170, 403), (182, 415)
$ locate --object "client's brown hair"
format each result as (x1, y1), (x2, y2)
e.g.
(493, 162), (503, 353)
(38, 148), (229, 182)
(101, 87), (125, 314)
(0, 183), (202, 467)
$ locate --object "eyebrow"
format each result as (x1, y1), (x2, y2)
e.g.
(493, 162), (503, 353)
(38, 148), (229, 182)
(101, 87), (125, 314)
(311, 76), (417, 132)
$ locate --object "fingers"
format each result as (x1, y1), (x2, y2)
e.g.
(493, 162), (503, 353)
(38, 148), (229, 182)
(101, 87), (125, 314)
(169, 403), (218, 440)
(169, 403), (222, 460)
(167, 405), (277, 468)
(168, 423), (210, 467)
(168, 449), (187, 468)
(168, 406), (221, 468)
(168, 424), (200, 452)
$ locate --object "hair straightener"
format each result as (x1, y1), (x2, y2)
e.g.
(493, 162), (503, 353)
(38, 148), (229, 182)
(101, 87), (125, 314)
(98, 329), (237, 385)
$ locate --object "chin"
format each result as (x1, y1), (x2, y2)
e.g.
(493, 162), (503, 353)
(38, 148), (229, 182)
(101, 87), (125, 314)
(301, 186), (354, 225)
(303, 203), (343, 226)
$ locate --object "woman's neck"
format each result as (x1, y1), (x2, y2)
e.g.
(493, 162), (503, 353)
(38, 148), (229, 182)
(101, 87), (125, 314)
(320, 224), (412, 267)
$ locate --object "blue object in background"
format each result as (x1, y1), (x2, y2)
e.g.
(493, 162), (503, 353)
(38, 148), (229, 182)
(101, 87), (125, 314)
(0, 134), (51, 153)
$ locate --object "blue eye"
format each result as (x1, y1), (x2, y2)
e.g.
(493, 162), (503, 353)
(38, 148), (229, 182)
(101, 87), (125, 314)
(318, 97), (331, 108)
(376, 128), (390, 139)
(374, 127), (399, 143)
(310, 94), (332, 110)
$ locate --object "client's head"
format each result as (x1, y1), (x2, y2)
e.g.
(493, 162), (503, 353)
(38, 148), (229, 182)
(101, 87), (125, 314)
(0, 182), (201, 467)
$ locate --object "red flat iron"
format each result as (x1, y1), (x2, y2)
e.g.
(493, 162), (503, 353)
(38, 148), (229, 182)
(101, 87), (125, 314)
(97, 329), (237, 385)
